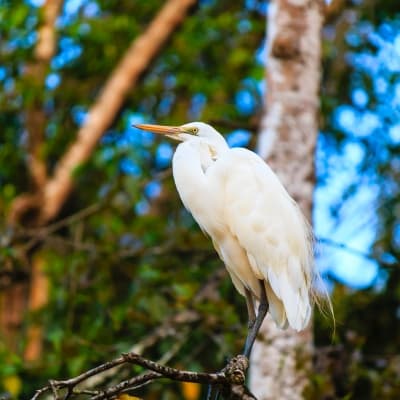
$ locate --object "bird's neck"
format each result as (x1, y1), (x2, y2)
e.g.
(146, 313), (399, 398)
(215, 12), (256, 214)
(172, 141), (209, 196)
(172, 142), (216, 226)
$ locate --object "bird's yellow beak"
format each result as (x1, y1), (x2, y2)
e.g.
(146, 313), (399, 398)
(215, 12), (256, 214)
(133, 123), (184, 140)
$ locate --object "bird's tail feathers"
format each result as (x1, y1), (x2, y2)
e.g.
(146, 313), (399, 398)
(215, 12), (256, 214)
(264, 281), (288, 329)
(299, 211), (336, 333)
(311, 271), (336, 335)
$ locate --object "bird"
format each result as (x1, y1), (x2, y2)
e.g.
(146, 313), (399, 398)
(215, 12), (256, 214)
(134, 121), (317, 358)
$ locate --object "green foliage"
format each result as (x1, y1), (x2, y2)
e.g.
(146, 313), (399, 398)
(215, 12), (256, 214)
(315, 0), (400, 393)
(0, 2), (262, 399)
(1, 0), (400, 399)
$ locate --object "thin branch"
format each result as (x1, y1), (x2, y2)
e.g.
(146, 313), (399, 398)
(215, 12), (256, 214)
(89, 327), (190, 394)
(90, 372), (162, 400)
(123, 353), (226, 385)
(19, 202), (103, 252)
(31, 353), (256, 400)
(14, 168), (172, 249)
(31, 356), (129, 400)
(29, 267), (244, 399)
(79, 269), (225, 390)
(318, 237), (399, 268)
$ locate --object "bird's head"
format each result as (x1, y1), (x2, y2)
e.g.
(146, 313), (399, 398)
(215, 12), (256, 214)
(134, 121), (229, 157)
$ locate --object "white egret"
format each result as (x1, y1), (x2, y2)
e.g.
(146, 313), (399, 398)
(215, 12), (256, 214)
(135, 122), (317, 357)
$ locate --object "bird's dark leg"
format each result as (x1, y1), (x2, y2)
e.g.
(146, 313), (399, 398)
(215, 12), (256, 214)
(207, 291), (255, 400)
(206, 385), (220, 400)
(207, 284), (268, 400)
(245, 288), (256, 329)
(207, 286), (266, 400)
(243, 280), (269, 359)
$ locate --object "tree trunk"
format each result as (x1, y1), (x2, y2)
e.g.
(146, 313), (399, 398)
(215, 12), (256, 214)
(250, 0), (324, 398)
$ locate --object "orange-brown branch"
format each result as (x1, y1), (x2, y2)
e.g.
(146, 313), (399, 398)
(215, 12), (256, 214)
(35, 0), (63, 61)
(40, 0), (197, 223)
(24, 253), (49, 362)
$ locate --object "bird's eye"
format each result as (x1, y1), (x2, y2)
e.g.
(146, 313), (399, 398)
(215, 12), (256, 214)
(188, 127), (199, 134)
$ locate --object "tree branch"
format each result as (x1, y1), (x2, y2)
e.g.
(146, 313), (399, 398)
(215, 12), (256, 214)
(318, 237), (399, 268)
(75, 268), (226, 390)
(31, 353), (256, 400)
(90, 372), (162, 400)
(37, 0), (196, 224)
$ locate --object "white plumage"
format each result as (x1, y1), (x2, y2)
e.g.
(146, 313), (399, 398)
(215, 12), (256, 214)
(135, 121), (315, 333)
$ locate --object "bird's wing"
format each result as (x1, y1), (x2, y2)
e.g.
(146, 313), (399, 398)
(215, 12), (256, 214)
(209, 148), (313, 331)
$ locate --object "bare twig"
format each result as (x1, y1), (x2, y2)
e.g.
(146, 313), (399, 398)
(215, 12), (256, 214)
(80, 269), (226, 389)
(31, 352), (255, 400)
(28, 265), (242, 399)
(318, 237), (398, 268)
(11, 170), (172, 252)
(19, 203), (103, 252)
(90, 372), (161, 400)
(123, 353), (225, 384)
(31, 355), (130, 400)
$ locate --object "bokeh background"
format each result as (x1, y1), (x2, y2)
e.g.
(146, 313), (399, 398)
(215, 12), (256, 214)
(1, 0), (400, 399)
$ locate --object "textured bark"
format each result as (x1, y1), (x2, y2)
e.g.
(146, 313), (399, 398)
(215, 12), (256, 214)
(251, 0), (324, 398)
